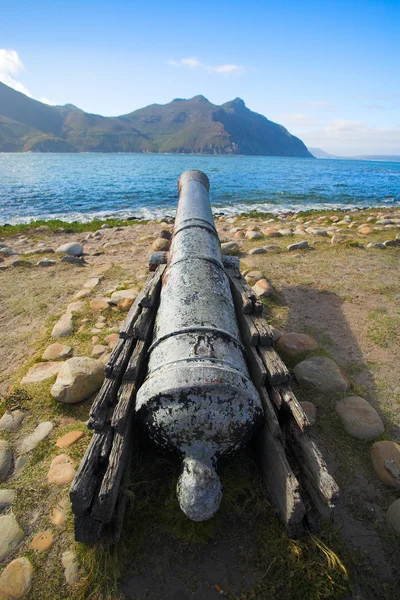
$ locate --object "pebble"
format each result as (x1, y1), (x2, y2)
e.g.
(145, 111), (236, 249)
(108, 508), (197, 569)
(73, 289), (92, 300)
(51, 313), (73, 338)
(0, 410), (25, 432)
(56, 242), (83, 256)
(42, 343), (72, 361)
(300, 401), (317, 425)
(105, 333), (119, 344)
(234, 231), (245, 239)
(151, 238), (170, 252)
(62, 550), (79, 585)
(20, 362), (61, 384)
(18, 421), (53, 454)
(84, 277), (100, 289)
(244, 271), (264, 286)
(220, 241), (240, 255)
(90, 298), (110, 310)
(386, 498), (400, 534)
(60, 255), (85, 265)
(262, 228), (281, 237)
(245, 231), (263, 240)
(0, 515), (24, 561)
(11, 260), (33, 268)
(66, 301), (85, 314)
(293, 356), (350, 392)
(94, 322), (106, 329)
(0, 440), (12, 482)
(370, 441), (400, 488)
(14, 456), (28, 472)
(336, 396), (384, 440)
(276, 332), (318, 357)
(37, 258), (56, 267)
(278, 229), (293, 236)
(0, 248), (18, 256)
(31, 530), (54, 551)
(358, 225), (374, 235)
(110, 289), (137, 302)
(248, 247), (267, 254)
(50, 498), (67, 526)
(56, 430), (84, 448)
(331, 234), (351, 245)
(101, 223), (111, 229)
(288, 241), (309, 251)
(367, 242), (386, 249)
(0, 489), (16, 510)
(0, 557), (33, 598)
(92, 344), (107, 357)
(47, 454), (76, 485)
(252, 278), (274, 298)
(51, 357), (105, 404)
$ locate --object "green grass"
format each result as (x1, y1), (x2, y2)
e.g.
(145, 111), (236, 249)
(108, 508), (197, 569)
(0, 217), (147, 238)
(367, 308), (400, 348)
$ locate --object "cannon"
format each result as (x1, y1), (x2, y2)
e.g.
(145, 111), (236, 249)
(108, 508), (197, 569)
(70, 170), (339, 544)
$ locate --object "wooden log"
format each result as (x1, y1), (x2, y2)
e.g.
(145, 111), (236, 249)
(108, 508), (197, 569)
(249, 314), (274, 346)
(246, 345), (267, 387)
(111, 381), (137, 432)
(257, 346), (290, 386)
(288, 421), (340, 509)
(268, 385), (283, 410)
(235, 273), (263, 314)
(124, 339), (147, 381)
(104, 337), (126, 378)
(104, 487), (128, 544)
(108, 336), (136, 379)
(227, 268), (252, 314)
(236, 312), (259, 346)
(88, 377), (121, 430)
(91, 419), (132, 523)
(132, 306), (157, 340)
(257, 386), (282, 440)
(70, 430), (108, 516)
(278, 384), (311, 433)
(100, 427), (114, 465)
(257, 424), (306, 538)
(74, 512), (103, 545)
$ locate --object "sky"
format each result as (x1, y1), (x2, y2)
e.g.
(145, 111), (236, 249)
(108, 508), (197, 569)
(0, 0), (399, 155)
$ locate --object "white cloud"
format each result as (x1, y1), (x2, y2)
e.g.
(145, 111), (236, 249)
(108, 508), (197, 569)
(167, 57), (246, 76)
(0, 49), (32, 97)
(207, 64), (245, 76)
(168, 57), (202, 68)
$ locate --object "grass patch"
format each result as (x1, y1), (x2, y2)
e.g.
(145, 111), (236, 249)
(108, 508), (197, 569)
(367, 308), (400, 348)
(0, 217), (147, 238)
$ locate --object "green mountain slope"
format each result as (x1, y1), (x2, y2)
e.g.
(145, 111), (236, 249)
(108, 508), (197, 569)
(0, 82), (312, 157)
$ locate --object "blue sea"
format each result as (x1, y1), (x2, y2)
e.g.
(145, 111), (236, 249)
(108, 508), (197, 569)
(0, 154), (399, 225)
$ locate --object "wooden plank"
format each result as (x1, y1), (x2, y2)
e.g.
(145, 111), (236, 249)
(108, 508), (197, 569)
(288, 421), (340, 509)
(227, 269), (252, 314)
(69, 430), (107, 515)
(88, 377), (121, 430)
(132, 306), (157, 340)
(111, 381), (137, 432)
(257, 386), (281, 440)
(74, 512), (103, 545)
(249, 314), (274, 346)
(236, 312), (259, 346)
(268, 385), (283, 410)
(108, 336), (136, 379)
(278, 384), (311, 433)
(116, 305), (142, 343)
(104, 337), (125, 378)
(257, 424), (306, 538)
(246, 345), (267, 387)
(91, 420), (132, 523)
(257, 346), (290, 386)
(123, 339), (147, 381)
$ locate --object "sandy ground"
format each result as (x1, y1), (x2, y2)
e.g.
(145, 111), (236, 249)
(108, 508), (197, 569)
(0, 209), (399, 600)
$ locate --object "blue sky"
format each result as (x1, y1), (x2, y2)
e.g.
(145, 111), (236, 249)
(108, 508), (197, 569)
(1, 0), (399, 155)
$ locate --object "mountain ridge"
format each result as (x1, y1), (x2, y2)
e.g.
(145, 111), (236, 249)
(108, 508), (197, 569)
(0, 82), (313, 157)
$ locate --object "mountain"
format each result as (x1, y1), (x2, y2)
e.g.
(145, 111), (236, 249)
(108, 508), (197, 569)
(308, 147), (339, 159)
(0, 82), (313, 156)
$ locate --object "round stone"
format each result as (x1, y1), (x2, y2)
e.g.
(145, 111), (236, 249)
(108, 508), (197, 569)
(300, 401), (317, 425)
(252, 278), (274, 298)
(0, 489), (16, 510)
(116, 297), (134, 311)
(83, 277), (100, 289)
(245, 231), (263, 240)
(47, 454), (76, 485)
(0, 410), (25, 432)
(73, 289), (92, 300)
(244, 271), (264, 286)
(42, 343), (72, 361)
(0, 557), (33, 598)
(358, 225), (374, 235)
(31, 530), (54, 551)
(90, 299), (110, 311)
(50, 499), (67, 527)
(276, 333), (318, 358)
(56, 430), (84, 448)
(18, 422), (53, 454)
(151, 238), (170, 252)
(293, 356), (350, 392)
(221, 241), (240, 255)
(0, 440), (12, 482)
(62, 550), (79, 585)
(50, 357), (104, 404)
(336, 396), (384, 440)
(386, 498), (400, 534)
(262, 228), (282, 237)
(56, 242), (83, 256)
(110, 289), (137, 303)
(370, 441), (400, 488)
(234, 231), (245, 239)
(92, 344), (107, 358)
(0, 515), (24, 561)
(20, 362), (61, 385)
(51, 314), (73, 338)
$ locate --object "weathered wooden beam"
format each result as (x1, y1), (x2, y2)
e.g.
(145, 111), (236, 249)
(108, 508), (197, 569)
(249, 314), (274, 346)
(257, 424), (306, 538)
(74, 512), (103, 545)
(107, 336), (136, 379)
(104, 337), (126, 378)
(257, 386), (282, 440)
(246, 345), (267, 387)
(88, 377), (121, 430)
(257, 346), (290, 386)
(227, 268), (252, 314)
(111, 381), (137, 432)
(277, 384), (311, 433)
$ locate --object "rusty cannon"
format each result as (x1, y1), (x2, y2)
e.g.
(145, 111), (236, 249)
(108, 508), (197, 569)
(70, 170), (339, 544)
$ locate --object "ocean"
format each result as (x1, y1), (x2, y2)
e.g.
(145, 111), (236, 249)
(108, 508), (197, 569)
(0, 153), (399, 225)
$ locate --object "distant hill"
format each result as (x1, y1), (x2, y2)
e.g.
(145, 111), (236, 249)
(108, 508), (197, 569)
(0, 82), (312, 156)
(308, 147), (339, 159)
(354, 155), (400, 162)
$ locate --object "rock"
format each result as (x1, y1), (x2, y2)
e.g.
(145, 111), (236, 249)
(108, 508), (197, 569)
(110, 289), (137, 304)
(35, 225), (51, 233)
(50, 357), (104, 404)
(47, 454), (76, 485)
(94, 322), (106, 330)
(276, 332), (318, 357)
(101, 223), (110, 229)
(370, 441), (400, 488)
(60, 417), (76, 427)
(288, 241), (309, 251)
(56, 430), (84, 448)
(271, 327), (282, 342)
(116, 297), (134, 311)
(159, 228), (172, 240)
(37, 258), (56, 267)
(20, 362), (61, 384)
(0, 490), (16, 510)
(234, 231), (245, 239)
(358, 225), (374, 235)
(293, 357), (350, 392)
(62, 550), (79, 585)
(245, 231), (263, 240)
(248, 247), (267, 255)
(367, 242), (386, 249)
(151, 238), (170, 252)
(262, 228), (281, 237)
(56, 242), (83, 256)
(66, 301), (84, 314)
(221, 241), (240, 255)
(105, 333), (119, 345)
(0, 557), (33, 598)
(252, 279), (274, 298)
(336, 396), (384, 440)
(83, 277), (100, 289)
(90, 298), (110, 310)
(14, 456), (28, 472)
(92, 344), (107, 358)
(331, 234), (351, 245)
(244, 271), (264, 286)
(308, 228), (328, 236)
(18, 421), (53, 454)
(42, 343), (72, 361)
(383, 239), (400, 247)
(60, 255), (86, 265)
(0, 248), (18, 257)
(50, 499), (67, 526)
(264, 245), (281, 251)
(0, 411), (25, 432)
(278, 228), (293, 236)
(73, 289), (92, 300)
(51, 314), (73, 338)
(12, 260), (34, 268)
(31, 530), (54, 551)
(0, 440), (12, 483)
(386, 498), (400, 534)
(300, 401), (317, 425)
(0, 515), (24, 561)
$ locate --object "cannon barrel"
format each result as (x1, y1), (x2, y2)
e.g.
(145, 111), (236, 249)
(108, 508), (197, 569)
(136, 170), (263, 521)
